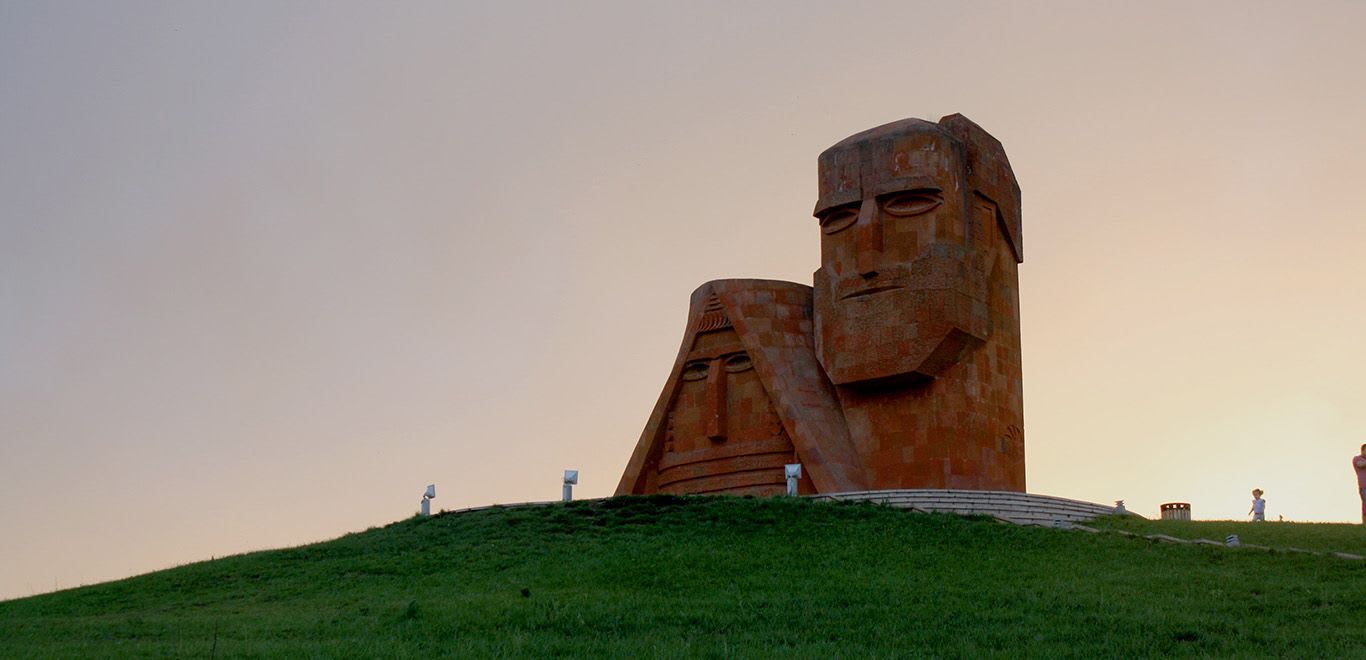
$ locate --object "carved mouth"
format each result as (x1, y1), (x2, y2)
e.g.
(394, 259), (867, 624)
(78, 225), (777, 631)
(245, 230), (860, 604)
(842, 285), (903, 300)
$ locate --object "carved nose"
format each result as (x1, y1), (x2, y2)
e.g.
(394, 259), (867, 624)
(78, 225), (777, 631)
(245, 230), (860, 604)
(854, 199), (882, 278)
(704, 359), (727, 442)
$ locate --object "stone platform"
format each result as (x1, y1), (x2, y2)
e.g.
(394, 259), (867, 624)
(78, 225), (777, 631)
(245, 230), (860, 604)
(811, 489), (1130, 526)
(433, 490), (1130, 527)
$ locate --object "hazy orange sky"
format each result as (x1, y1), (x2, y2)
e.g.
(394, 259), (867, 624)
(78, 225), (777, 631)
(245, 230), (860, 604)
(3, 1), (1365, 600)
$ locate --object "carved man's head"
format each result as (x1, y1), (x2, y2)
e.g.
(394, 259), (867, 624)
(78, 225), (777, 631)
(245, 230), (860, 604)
(812, 114), (1022, 387)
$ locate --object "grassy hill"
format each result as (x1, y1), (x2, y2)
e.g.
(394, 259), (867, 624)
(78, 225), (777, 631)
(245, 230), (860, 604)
(2, 496), (1363, 657)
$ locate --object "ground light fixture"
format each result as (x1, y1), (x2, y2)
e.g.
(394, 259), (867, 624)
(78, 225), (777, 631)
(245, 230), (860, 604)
(420, 484), (436, 517)
(563, 470), (578, 502)
(784, 463), (802, 496)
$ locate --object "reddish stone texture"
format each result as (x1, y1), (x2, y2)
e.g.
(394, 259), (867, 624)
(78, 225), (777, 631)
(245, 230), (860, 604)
(813, 114), (1025, 492)
(616, 280), (866, 496)
(617, 114), (1024, 495)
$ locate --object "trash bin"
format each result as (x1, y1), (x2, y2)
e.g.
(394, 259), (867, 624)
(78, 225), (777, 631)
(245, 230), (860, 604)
(1159, 502), (1191, 521)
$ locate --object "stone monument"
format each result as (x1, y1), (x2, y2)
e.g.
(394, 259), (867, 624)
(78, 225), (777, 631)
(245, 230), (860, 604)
(617, 280), (866, 496)
(617, 114), (1025, 496)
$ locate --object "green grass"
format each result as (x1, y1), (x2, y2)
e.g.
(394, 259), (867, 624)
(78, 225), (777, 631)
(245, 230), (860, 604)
(1, 496), (1363, 658)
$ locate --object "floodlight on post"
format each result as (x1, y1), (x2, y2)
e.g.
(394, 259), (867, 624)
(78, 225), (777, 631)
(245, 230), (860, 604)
(784, 463), (802, 496)
(562, 470), (578, 502)
(420, 484), (436, 517)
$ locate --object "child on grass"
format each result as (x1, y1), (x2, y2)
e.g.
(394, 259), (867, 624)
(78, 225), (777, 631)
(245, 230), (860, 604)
(1248, 488), (1266, 522)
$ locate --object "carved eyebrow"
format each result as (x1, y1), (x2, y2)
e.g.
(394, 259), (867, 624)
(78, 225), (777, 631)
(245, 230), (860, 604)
(877, 187), (942, 198)
(813, 192), (862, 218)
(816, 202), (858, 220)
(816, 200), (859, 217)
(868, 175), (941, 198)
(684, 342), (746, 361)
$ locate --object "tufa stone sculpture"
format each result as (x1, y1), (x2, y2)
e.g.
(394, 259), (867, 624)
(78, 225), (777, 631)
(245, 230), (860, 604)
(618, 114), (1025, 496)
(813, 114), (1025, 491)
(617, 280), (866, 496)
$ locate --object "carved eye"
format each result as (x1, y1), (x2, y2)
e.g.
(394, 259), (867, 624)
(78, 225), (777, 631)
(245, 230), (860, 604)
(722, 353), (753, 373)
(881, 190), (943, 216)
(681, 361), (710, 381)
(818, 206), (858, 235)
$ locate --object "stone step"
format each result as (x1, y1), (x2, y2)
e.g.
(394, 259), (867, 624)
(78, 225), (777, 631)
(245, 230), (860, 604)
(812, 489), (1127, 523)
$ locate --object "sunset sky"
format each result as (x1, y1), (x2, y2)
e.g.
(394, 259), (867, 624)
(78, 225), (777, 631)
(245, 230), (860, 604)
(4, 1), (1365, 600)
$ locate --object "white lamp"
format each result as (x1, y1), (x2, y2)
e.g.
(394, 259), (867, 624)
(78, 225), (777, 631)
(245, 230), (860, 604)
(420, 484), (436, 517)
(562, 470), (578, 502)
(784, 463), (802, 496)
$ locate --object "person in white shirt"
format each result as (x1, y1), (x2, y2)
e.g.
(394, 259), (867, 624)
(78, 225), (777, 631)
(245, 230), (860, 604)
(1248, 488), (1266, 522)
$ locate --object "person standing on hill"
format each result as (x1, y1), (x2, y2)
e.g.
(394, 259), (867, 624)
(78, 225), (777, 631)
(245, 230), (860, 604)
(1248, 489), (1266, 522)
(1354, 444), (1366, 525)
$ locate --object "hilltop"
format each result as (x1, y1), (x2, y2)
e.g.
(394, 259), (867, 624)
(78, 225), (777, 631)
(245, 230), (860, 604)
(1, 496), (1362, 657)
